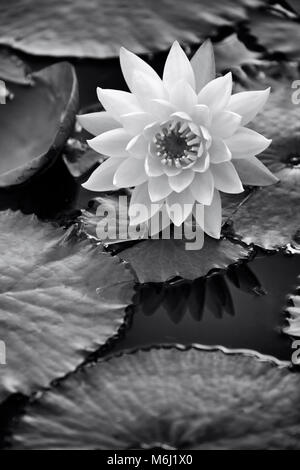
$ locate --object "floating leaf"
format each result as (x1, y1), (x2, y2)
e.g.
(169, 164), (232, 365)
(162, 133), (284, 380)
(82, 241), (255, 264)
(0, 48), (32, 85)
(0, 0), (266, 58)
(214, 33), (261, 71)
(0, 62), (78, 188)
(79, 191), (252, 282)
(248, 10), (300, 60)
(119, 238), (251, 283)
(0, 211), (135, 404)
(228, 63), (300, 250)
(10, 347), (300, 450)
(283, 275), (300, 338)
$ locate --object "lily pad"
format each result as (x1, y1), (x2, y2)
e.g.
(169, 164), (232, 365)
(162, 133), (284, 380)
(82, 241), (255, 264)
(248, 10), (300, 60)
(283, 275), (300, 338)
(119, 238), (251, 283)
(80, 192), (252, 282)
(227, 63), (300, 250)
(0, 211), (135, 404)
(10, 347), (300, 450)
(0, 62), (78, 188)
(0, 0), (265, 58)
(214, 34), (261, 72)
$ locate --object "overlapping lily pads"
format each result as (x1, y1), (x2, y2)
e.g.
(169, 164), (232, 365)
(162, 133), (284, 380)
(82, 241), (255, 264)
(10, 347), (300, 450)
(0, 0), (266, 58)
(227, 63), (300, 250)
(283, 275), (300, 338)
(0, 62), (78, 188)
(0, 211), (135, 404)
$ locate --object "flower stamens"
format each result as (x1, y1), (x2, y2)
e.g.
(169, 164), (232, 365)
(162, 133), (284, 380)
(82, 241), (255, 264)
(153, 120), (204, 169)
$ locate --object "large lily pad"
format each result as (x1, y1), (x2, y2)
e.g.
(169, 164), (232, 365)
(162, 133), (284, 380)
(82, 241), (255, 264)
(0, 0), (265, 58)
(227, 63), (300, 250)
(0, 62), (78, 188)
(10, 347), (300, 450)
(0, 211), (135, 404)
(283, 275), (300, 338)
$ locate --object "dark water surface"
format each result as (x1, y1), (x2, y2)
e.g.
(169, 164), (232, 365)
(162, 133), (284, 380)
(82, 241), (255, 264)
(112, 253), (299, 361)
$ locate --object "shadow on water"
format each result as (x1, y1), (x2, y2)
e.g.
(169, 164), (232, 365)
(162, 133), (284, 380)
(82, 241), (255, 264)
(112, 253), (299, 361)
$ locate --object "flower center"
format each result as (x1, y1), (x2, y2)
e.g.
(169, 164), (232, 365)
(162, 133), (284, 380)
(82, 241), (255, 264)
(153, 121), (203, 168)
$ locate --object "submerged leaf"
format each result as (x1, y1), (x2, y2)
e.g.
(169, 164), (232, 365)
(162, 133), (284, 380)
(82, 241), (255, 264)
(228, 63), (300, 250)
(0, 62), (78, 187)
(0, 0), (266, 58)
(119, 238), (251, 283)
(0, 211), (135, 403)
(10, 347), (300, 450)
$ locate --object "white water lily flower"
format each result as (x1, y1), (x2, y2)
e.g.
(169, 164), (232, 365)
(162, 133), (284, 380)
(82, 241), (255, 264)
(79, 40), (278, 240)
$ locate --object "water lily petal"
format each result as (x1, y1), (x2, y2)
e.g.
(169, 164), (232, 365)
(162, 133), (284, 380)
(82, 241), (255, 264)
(168, 169), (195, 193)
(211, 161), (244, 194)
(191, 39), (216, 93)
(97, 87), (141, 122)
(204, 189), (222, 238)
(119, 112), (153, 135)
(77, 112), (119, 136)
(163, 41), (196, 91)
(131, 70), (166, 107)
(192, 104), (211, 127)
(190, 170), (214, 205)
(166, 188), (195, 226)
(210, 111), (242, 139)
(145, 153), (164, 177)
(148, 174), (172, 201)
(88, 128), (131, 157)
(126, 134), (148, 159)
(233, 156), (279, 186)
(209, 138), (232, 163)
(227, 88), (270, 126)
(226, 127), (272, 158)
(148, 99), (176, 121)
(193, 153), (210, 172)
(113, 156), (148, 187)
(120, 47), (162, 92)
(197, 72), (232, 115)
(82, 158), (121, 191)
(169, 80), (197, 114)
(143, 122), (161, 139)
(163, 165), (182, 176)
(129, 183), (162, 225)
